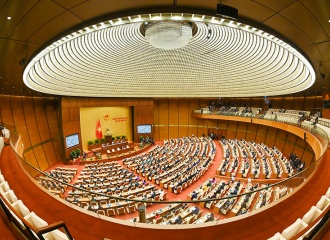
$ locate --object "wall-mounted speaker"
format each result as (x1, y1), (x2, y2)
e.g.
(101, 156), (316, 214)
(217, 4), (238, 20)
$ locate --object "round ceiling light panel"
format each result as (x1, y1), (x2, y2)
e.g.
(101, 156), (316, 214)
(145, 21), (193, 50)
(23, 13), (315, 97)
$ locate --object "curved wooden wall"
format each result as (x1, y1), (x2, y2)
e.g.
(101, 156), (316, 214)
(0, 95), (62, 176)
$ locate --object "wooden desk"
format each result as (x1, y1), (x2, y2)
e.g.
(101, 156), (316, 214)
(194, 212), (212, 224)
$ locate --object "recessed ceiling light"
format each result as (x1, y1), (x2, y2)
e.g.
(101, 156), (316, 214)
(7, 16), (11, 20)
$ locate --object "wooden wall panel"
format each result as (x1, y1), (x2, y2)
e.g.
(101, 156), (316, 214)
(282, 97), (294, 110)
(302, 145), (315, 166)
(207, 119), (218, 136)
(45, 98), (61, 139)
(178, 99), (191, 137)
(188, 99), (199, 124)
(188, 99), (199, 136)
(197, 118), (208, 137)
(236, 122), (247, 140)
(26, 122), (40, 146)
(218, 120), (228, 138)
(227, 121), (237, 139)
(304, 97), (316, 111)
(274, 129), (287, 152)
(42, 141), (57, 166)
(34, 98), (51, 142)
(0, 95), (14, 125)
(23, 150), (40, 172)
(178, 126), (189, 138)
(11, 97), (32, 149)
(293, 138), (306, 160)
(157, 101), (169, 140)
(250, 98), (262, 108)
(168, 99), (179, 125)
(52, 139), (64, 163)
(178, 99), (189, 125)
(270, 97), (282, 109)
(264, 127), (277, 147)
(315, 96), (323, 110)
(292, 97), (304, 110)
(158, 100), (169, 126)
(153, 100), (160, 140)
(23, 97), (41, 147)
(168, 126), (179, 139)
(246, 123), (257, 141)
(198, 99), (209, 108)
(230, 98), (240, 107)
(255, 125), (267, 143)
(33, 145), (49, 171)
(282, 133), (297, 155)
(239, 98), (250, 107)
(158, 126), (169, 140)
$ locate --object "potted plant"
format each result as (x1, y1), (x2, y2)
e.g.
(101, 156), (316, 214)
(87, 140), (93, 146)
(75, 149), (81, 157)
(139, 135), (144, 143)
(122, 135), (126, 139)
(101, 138), (106, 143)
(94, 139), (100, 144)
(116, 136), (121, 140)
(70, 150), (77, 160)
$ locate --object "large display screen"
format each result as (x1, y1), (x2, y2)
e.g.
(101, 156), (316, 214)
(65, 133), (80, 149)
(137, 124), (152, 134)
(324, 100), (330, 109)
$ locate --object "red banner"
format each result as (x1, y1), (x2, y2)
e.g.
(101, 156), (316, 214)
(95, 119), (103, 139)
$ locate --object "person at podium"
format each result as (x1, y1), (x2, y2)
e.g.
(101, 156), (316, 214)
(105, 128), (111, 136)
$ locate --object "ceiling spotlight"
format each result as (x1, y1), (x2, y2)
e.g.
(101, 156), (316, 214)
(7, 16), (11, 20)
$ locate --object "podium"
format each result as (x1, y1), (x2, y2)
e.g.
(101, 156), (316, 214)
(138, 205), (146, 223)
(105, 135), (113, 144)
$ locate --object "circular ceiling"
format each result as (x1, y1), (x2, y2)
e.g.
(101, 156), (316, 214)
(23, 13), (315, 98)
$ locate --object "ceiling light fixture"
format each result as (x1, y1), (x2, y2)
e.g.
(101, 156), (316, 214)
(7, 16), (11, 20)
(145, 21), (192, 50)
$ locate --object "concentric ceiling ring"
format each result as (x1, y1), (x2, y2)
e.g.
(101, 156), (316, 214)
(23, 13), (315, 97)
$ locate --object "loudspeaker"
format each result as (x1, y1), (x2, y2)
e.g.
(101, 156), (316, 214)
(217, 4), (238, 20)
